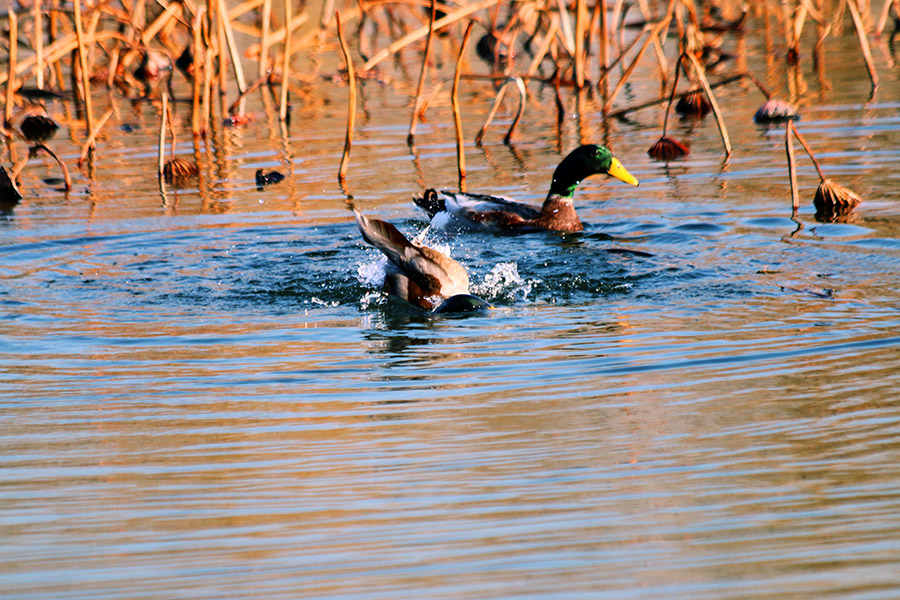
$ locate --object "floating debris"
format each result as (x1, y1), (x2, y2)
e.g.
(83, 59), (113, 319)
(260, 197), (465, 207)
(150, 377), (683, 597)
(256, 169), (285, 188)
(163, 157), (199, 186)
(754, 99), (799, 124)
(20, 115), (59, 143)
(814, 179), (863, 222)
(675, 88), (712, 117)
(648, 136), (690, 160)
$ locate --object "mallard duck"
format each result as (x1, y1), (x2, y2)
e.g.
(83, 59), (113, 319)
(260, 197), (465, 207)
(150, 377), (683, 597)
(413, 144), (639, 233)
(354, 211), (489, 313)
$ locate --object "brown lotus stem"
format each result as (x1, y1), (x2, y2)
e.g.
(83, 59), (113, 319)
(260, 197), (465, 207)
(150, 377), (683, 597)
(73, 0), (95, 138)
(418, 81), (444, 117)
(259, 0), (272, 78)
(525, 15), (559, 81)
(219, 0), (247, 112)
(158, 92), (168, 178)
(279, 0), (293, 121)
(685, 49), (731, 158)
(32, 144), (71, 190)
(786, 122), (798, 212)
(475, 77), (526, 145)
(337, 11), (355, 183)
(453, 22), (474, 190)
(35, 0), (45, 89)
(574, 0), (586, 88)
(876, 0), (900, 34)
(202, 40), (213, 137)
(844, 0), (878, 90)
(661, 53), (683, 136)
(598, 0), (608, 91)
(408, 0), (437, 145)
(78, 109), (113, 167)
(192, 8), (205, 137)
(604, 73), (746, 117)
(5, 9), (17, 127)
(361, 0), (501, 71)
(789, 121), (826, 182)
(603, 13), (672, 112)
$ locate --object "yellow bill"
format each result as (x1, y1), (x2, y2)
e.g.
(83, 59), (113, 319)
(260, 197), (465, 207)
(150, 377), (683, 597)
(607, 157), (639, 186)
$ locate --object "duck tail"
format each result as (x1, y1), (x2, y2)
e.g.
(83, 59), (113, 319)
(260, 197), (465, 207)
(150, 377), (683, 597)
(354, 210), (414, 266)
(413, 188), (445, 217)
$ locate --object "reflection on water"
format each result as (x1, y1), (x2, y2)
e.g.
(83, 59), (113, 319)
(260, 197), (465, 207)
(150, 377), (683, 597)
(3, 9), (900, 600)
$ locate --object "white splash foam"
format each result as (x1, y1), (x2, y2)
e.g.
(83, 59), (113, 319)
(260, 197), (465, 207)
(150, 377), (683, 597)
(356, 255), (387, 287)
(430, 211), (454, 231)
(473, 261), (539, 301)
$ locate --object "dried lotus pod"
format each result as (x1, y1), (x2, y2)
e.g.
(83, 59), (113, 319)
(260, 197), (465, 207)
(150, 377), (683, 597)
(813, 179), (862, 221)
(20, 115), (59, 143)
(648, 136), (690, 160)
(163, 157), (199, 185)
(754, 99), (799, 124)
(675, 89), (712, 117)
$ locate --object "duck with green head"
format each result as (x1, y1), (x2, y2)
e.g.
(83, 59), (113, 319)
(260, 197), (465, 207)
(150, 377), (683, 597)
(414, 144), (639, 233)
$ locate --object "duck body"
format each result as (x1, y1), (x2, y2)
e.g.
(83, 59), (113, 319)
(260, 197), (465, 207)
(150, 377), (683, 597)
(354, 211), (489, 313)
(413, 144), (639, 234)
(415, 189), (582, 233)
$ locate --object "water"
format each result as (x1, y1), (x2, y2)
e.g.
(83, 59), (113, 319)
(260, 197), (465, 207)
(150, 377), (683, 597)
(3, 11), (900, 599)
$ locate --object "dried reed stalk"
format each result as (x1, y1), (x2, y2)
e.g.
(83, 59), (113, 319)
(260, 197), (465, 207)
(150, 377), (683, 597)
(785, 121), (799, 212)
(336, 11), (355, 182)
(603, 14), (672, 113)
(4, 10), (17, 127)
(35, 0), (45, 89)
(844, 0), (878, 90)
(408, 0), (437, 145)
(219, 0), (247, 98)
(453, 22), (475, 190)
(78, 109), (113, 167)
(73, 0), (95, 138)
(192, 8), (205, 137)
(280, 0), (293, 121)
(876, 0), (900, 34)
(524, 15), (559, 81)
(574, 0), (586, 88)
(158, 92), (168, 178)
(361, 0), (501, 71)
(475, 76), (526, 145)
(598, 0), (608, 91)
(685, 50), (731, 158)
(259, 0), (272, 78)
(30, 144), (71, 190)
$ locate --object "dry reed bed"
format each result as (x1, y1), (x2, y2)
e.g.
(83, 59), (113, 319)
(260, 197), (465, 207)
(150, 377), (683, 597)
(0, 0), (886, 218)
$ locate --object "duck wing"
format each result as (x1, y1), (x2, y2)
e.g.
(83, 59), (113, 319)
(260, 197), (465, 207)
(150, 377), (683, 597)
(354, 211), (469, 298)
(415, 189), (542, 231)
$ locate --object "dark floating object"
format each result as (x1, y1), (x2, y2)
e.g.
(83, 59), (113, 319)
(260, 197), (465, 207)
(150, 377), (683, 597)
(476, 31), (515, 64)
(15, 87), (68, 102)
(0, 166), (23, 206)
(20, 115), (59, 143)
(648, 136), (690, 160)
(175, 45), (193, 77)
(675, 89), (712, 117)
(754, 99), (799, 123)
(163, 157), (199, 185)
(256, 169), (285, 187)
(813, 179), (862, 222)
(134, 50), (171, 81)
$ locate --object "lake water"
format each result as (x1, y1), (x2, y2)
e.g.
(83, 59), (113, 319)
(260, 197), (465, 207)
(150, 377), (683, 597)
(3, 7), (900, 599)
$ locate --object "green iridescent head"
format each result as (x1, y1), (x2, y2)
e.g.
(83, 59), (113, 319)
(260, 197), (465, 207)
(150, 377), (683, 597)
(548, 144), (639, 198)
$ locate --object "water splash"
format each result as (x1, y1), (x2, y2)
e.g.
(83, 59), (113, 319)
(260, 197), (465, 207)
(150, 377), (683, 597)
(473, 261), (538, 303)
(356, 255), (387, 287)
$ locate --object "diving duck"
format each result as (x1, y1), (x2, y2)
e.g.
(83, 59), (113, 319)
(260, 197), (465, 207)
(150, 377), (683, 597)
(413, 144), (639, 233)
(355, 211), (489, 313)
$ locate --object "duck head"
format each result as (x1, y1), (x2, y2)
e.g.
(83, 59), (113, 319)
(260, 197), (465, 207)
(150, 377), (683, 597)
(548, 144), (639, 198)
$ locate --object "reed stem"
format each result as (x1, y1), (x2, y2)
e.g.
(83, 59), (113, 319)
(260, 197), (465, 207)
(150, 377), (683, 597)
(789, 121), (826, 182)
(259, 0), (272, 78)
(408, 0), (437, 145)
(786, 121), (799, 212)
(453, 22), (475, 190)
(844, 0), (878, 91)
(5, 10), (17, 127)
(73, 0), (95, 139)
(336, 11), (356, 182)
(35, 0), (45, 89)
(279, 0), (293, 121)
(158, 92), (168, 178)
